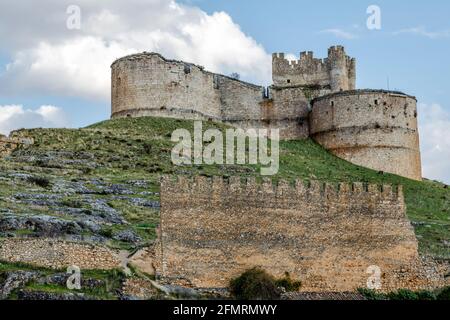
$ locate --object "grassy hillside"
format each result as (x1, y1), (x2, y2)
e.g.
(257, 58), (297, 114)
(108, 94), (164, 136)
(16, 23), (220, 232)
(2, 116), (449, 258)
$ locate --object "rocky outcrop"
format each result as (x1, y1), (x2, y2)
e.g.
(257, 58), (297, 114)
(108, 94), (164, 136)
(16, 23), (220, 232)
(17, 290), (91, 300)
(0, 271), (39, 299)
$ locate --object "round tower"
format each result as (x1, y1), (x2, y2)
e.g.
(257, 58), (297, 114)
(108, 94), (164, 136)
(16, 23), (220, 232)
(310, 90), (422, 181)
(327, 46), (349, 92)
(111, 52), (223, 120)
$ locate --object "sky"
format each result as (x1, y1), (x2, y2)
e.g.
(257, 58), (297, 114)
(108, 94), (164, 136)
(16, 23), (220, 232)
(0, 0), (449, 183)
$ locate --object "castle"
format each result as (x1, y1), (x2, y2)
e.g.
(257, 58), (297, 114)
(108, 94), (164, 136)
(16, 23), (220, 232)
(111, 46), (422, 180)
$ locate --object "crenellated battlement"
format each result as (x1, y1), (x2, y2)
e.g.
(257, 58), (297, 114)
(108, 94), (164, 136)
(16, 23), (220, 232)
(161, 175), (404, 204)
(327, 45), (346, 56)
(272, 46), (356, 91)
(272, 52), (327, 73)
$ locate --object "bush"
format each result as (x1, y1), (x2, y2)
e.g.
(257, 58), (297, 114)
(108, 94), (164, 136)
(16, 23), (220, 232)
(359, 287), (442, 301)
(27, 176), (50, 188)
(357, 288), (387, 300)
(388, 289), (437, 300)
(387, 289), (418, 300)
(437, 286), (450, 300)
(274, 272), (301, 292)
(99, 227), (113, 238)
(229, 268), (281, 300)
(81, 167), (93, 175)
(416, 290), (437, 300)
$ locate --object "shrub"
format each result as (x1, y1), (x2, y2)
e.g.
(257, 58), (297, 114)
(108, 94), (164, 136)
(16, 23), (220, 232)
(387, 289), (419, 300)
(416, 290), (437, 300)
(142, 143), (152, 154)
(27, 176), (50, 188)
(359, 287), (440, 300)
(274, 272), (301, 292)
(437, 286), (450, 300)
(357, 288), (387, 300)
(99, 227), (113, 238)
(61, 199), (83, 209)
(229, 268), (281, 300)
(81, 167), (93, 175)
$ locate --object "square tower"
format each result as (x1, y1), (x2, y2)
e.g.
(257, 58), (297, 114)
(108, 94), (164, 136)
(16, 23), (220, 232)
(272, 46), (356, 92)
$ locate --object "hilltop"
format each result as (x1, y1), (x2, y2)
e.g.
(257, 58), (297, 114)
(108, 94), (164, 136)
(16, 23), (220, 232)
(0, 116), (448, 299)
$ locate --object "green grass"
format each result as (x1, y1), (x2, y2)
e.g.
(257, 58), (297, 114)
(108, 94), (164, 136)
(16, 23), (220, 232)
(3, 116), (449, 258)
(358, 287), (450, 300)
(0, 260), (61, 274)
(0, 260), (125, 300)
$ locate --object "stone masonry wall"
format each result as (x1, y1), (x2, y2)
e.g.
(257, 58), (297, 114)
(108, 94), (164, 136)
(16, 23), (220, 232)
(222, 85), (328, 140)
(0, 238), (121, 270)
(272, 46), (356, 92)
(111, 53), (223, 121)
(310, 90), (422, 181)
(157, 176), (439, 292)
(111, 52), (318, 140)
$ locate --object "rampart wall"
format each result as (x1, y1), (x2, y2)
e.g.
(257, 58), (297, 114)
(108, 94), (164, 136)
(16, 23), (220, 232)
(157, 176), (438, 292)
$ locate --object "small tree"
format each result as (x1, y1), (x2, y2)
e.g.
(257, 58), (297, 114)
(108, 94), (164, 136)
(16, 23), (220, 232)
(230, 72), (240, 80)
(229, 268), (281, 300)
(437, 286), (450, 300)
(275, 272), (302, 292)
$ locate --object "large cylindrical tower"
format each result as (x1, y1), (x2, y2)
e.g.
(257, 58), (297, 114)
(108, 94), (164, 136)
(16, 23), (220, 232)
(310, 90), (422, 181)
(111, 52), (223, 120)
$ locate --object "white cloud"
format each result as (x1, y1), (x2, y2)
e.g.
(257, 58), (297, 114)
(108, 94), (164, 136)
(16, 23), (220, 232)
(3, 38), (135, 101)
(0, 105), (70, 135)
(319, 28), (358, 40)
(0, 0), (271, 101)
(393, 26), (450, 39)
(418, 103), (450, 184)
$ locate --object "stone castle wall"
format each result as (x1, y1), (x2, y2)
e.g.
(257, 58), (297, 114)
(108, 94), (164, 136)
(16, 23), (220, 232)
(111, 53), (223, 121)
(272, 46), (356, 92)
(157, 176), (438, 292)
(111, 52), (318, 140)
(310, 90), (422, 181)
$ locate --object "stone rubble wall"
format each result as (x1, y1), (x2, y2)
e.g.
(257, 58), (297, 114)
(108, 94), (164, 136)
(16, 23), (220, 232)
(0, 238), (121, 270)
